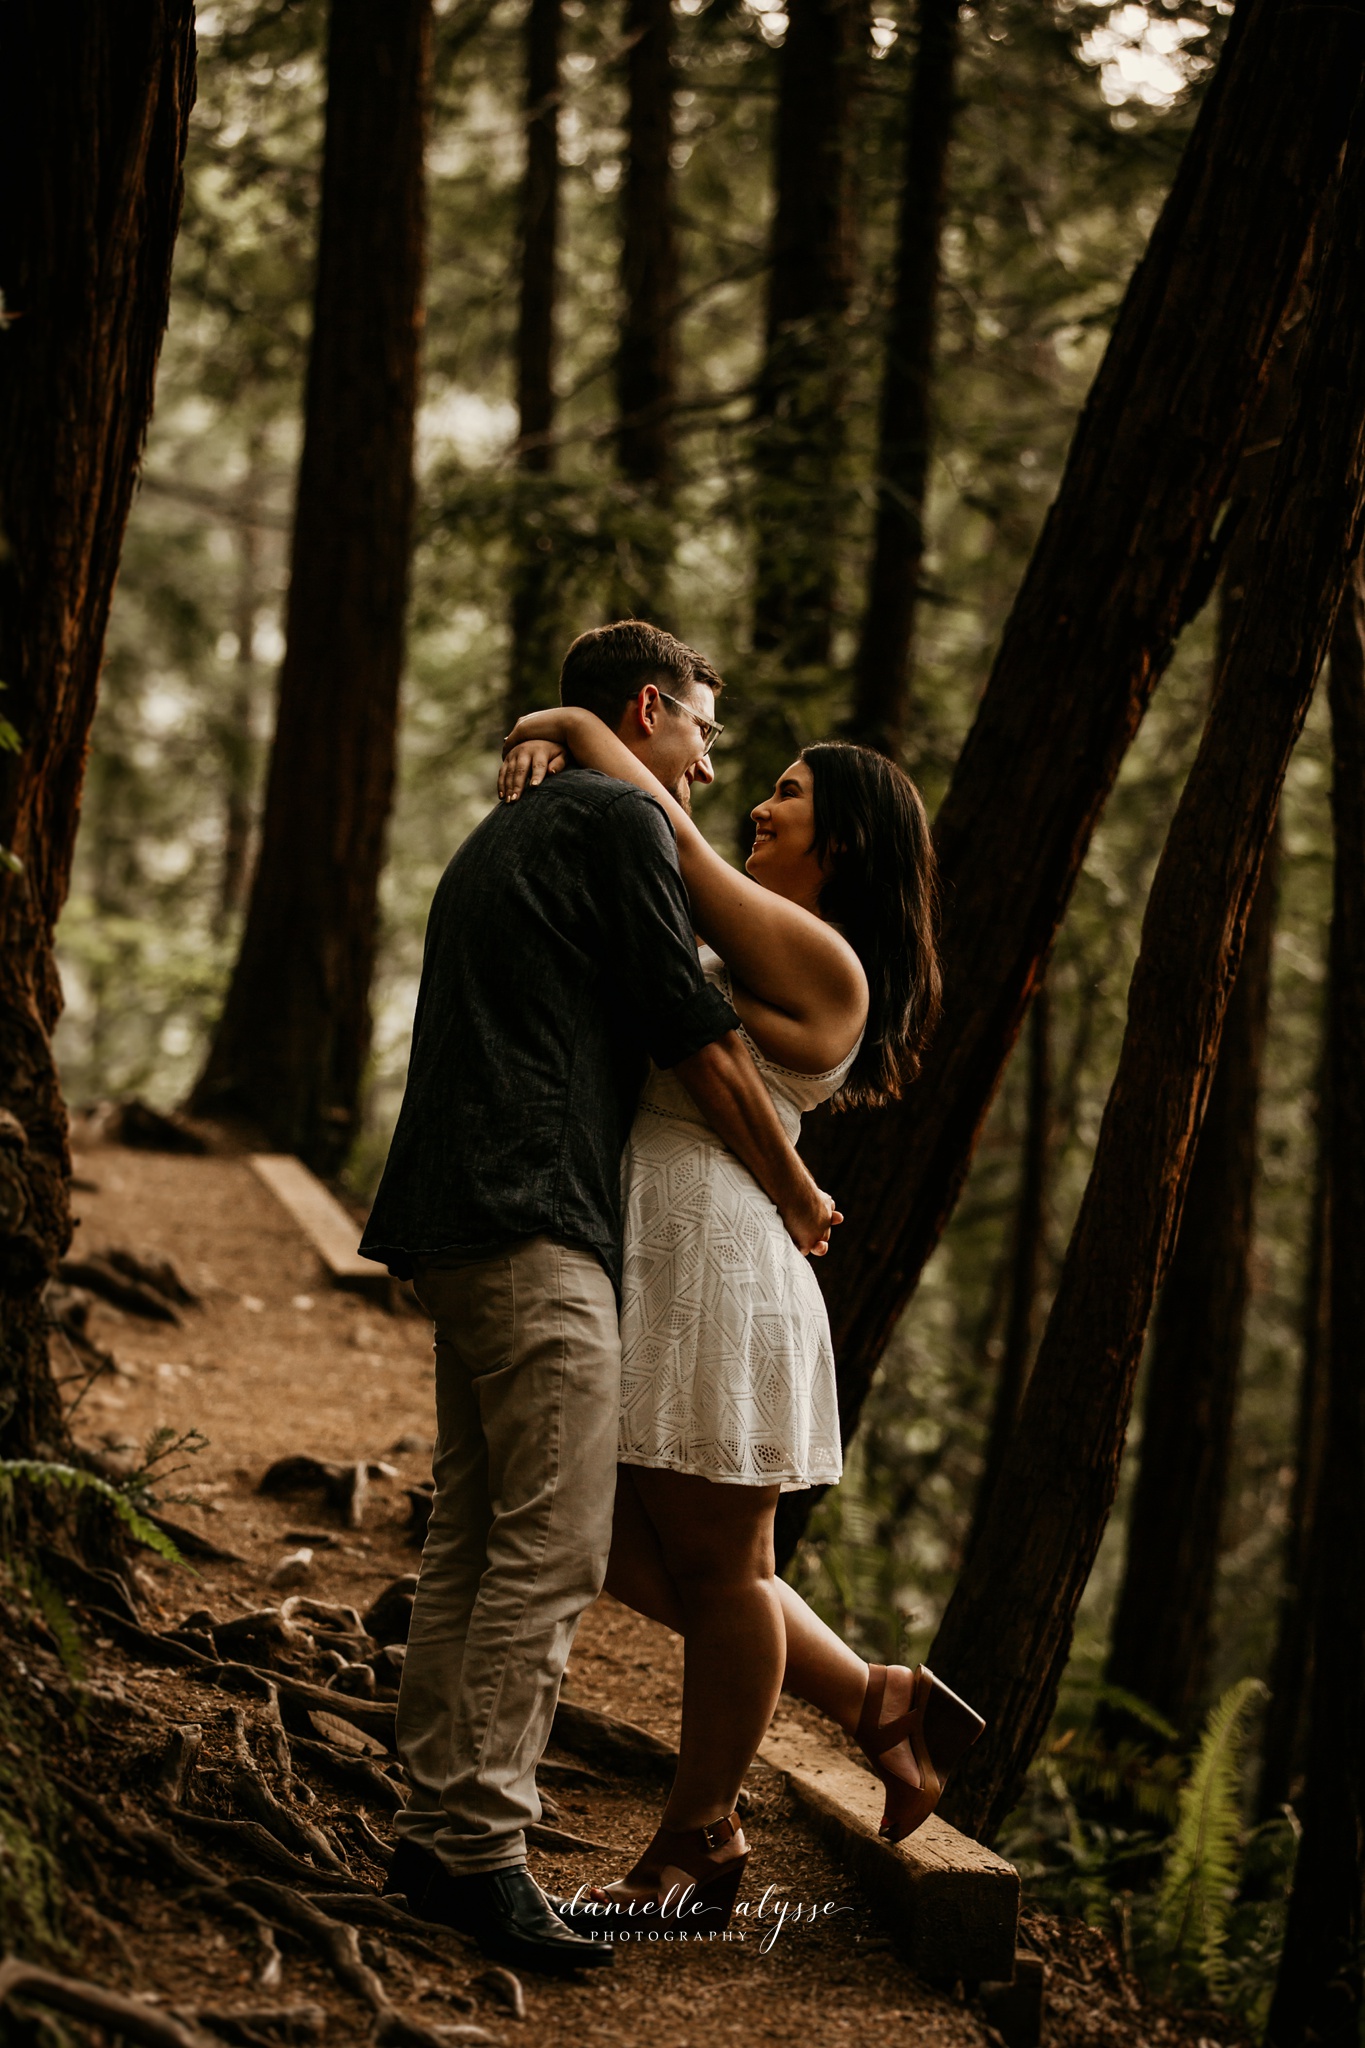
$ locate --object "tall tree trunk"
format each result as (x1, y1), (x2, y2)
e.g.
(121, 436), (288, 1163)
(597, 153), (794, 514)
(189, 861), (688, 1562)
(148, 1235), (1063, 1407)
(928, 113), (1365, 1842)
(781, 0), (1365, 1564)
(1266, 567), (1365, 2048)
(1258, 1097), (1331, 1817)
(1104, 827), (1278, 1735)
(0, 2), (194, 1459)
(847, 0), (961, 757)
(616, 0), (676, 498)
(968, 982), (1050, 1550)
(506, 0), (562, 717)
(191, 0), (431, 1174)
(749, 0), (865, 674)
(216, 445), (267, 934)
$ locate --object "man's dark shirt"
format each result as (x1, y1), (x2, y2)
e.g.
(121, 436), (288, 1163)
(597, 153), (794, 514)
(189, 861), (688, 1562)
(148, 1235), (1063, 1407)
(359, 769), (738, 1292)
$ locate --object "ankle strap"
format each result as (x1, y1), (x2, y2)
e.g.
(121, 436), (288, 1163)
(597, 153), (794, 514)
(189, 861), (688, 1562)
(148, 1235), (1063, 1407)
(699, 1811), (740, 1852)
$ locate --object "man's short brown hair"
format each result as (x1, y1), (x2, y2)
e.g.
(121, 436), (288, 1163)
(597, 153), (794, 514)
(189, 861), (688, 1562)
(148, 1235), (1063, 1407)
(558, 620), (722, 728)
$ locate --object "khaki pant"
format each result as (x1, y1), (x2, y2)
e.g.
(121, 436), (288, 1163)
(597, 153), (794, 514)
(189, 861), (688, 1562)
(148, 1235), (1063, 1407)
(394, 1237), (620, 1874)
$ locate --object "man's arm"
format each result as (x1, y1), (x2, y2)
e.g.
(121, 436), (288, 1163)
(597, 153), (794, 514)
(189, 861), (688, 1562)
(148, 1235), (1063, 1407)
(674, 1032), (840, 1256)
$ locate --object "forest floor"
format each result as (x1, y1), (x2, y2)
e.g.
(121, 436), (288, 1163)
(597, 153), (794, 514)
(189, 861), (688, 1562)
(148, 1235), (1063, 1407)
(13, 1135), (1246, 2048)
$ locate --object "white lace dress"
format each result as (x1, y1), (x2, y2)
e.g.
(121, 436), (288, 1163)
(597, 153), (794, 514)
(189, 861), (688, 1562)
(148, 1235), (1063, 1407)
(617, 946), (859, 1491)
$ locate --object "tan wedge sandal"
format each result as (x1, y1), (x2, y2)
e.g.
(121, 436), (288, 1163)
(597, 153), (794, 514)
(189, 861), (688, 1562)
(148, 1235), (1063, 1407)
(856, 1664), (985, 1843)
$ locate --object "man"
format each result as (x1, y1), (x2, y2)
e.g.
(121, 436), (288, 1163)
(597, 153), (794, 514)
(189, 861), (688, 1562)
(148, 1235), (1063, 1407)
(359, 620), (835, 1973)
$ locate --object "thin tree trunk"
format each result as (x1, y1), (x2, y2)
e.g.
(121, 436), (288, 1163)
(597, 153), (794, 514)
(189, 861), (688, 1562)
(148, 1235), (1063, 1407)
(847, 0), (961, 756)
(506, 0), (562, 717)
(928, 114), (1365, 1842)
(1257, 1098), (1331, 1817)
(969, 982), (1050, 1549)
(1267, 565), (1365, 2048)
(217, 452), (266, 933)
(192, 0), (431, 1174)
(1104, 827), (1278, 1735)
(781, 0), (1365, 1565)
(750, 0), (865, 673)
(0, 3), (194, 1458)
(617, 0), (676, 497)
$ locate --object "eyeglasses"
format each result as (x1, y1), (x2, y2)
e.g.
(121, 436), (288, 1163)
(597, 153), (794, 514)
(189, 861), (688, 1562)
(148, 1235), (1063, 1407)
(655, 690), (725, 754)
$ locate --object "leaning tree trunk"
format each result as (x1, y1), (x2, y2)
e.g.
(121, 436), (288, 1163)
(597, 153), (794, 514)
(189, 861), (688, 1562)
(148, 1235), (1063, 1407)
(191, 0), (431, 1175)
(0, 3), (194, 1461)
(928, 108), (1365, 1842)
(1258, 1094), (1331, 1817)
(506, 0), (563, 718)
(1266, 564), (1365, 2048)
(968, 982), (1050, 1551)
(1104, 828), (1277, 1737)
(779, 0), (1365, 1566)
(847, 0), (961, 757)
(1104, 340), (1295, 1737)
(749, 0), (864, 675)
(616, 0), (676, 502)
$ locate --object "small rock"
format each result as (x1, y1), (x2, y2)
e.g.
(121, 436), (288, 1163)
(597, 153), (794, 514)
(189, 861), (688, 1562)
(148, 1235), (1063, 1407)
(268, 1548), (314, 1589)
(390, 1431), (432, 1457)
(291, 1294), (315, 1311)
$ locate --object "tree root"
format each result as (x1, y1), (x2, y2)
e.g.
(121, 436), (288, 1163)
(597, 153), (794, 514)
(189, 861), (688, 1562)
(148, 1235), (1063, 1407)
(58, 1777), (287, 1992)
(190, 2004), (325, 2046)
(53, 1769), (494, 2035)
(296, 1890), (477, 1967)
(158, 1721), (204, 1803)
(287, 1732), (406, 1812)
(469, 1967), (525, 2021)
(170, 1807), (360, 1889)
(332, 1807), (396, 1872)
(0, 1959), (221, 2048)
(228, 1879), (498, 2047)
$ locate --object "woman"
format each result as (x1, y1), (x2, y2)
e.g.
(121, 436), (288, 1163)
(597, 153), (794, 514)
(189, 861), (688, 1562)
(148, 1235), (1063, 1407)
(498, 706), (984, 1927)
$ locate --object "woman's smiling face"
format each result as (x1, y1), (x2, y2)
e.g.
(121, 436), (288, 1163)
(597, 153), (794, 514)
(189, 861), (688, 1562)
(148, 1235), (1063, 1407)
(745, 758), (829, 911)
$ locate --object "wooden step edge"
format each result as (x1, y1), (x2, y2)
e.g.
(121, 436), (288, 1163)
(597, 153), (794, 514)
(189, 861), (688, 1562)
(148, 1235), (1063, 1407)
(249, 1154), (393, 1302)
(758, 1715), (1020, 1987)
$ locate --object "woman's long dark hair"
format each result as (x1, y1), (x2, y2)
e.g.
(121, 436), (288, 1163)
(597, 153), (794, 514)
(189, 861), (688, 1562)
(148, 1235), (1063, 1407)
(802, 741), (941, 1109)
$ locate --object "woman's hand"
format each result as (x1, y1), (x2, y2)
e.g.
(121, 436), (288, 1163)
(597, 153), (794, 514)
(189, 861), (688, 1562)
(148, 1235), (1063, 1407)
(498, 739), (567, 803)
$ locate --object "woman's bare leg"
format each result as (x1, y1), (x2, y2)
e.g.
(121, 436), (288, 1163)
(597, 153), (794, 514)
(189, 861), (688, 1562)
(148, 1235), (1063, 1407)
(630, 1466), (784, 1831)
(602, 1464), (686, 1632)
(603, 1465), (915, 1745)
(773, 1579), (869, 1731)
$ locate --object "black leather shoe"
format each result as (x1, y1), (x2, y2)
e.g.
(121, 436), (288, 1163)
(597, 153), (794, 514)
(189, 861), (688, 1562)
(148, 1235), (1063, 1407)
(386, 1837), (586, 1936)
(389, 1847), (612, 1975)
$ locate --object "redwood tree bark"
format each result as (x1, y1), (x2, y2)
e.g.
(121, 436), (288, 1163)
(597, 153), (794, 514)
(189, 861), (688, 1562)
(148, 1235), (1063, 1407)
(1103, 334), (1304, 1735)
(1258, 1104), (1330, 1817)
(1104, 828), (1277, 1736)
(192, 0), (431, 1173)
(749, 0), (865, 674)
(968, 982), (1051, 1550)
(1267, 567), (1365, 2048)
(791, 0), (1365, 1560)
(847, 0), (961, 756)
(617, 0), (677, 496)
(0, 2), (194, 1457)
(929, 111), (1365, 1841)
(506, 0), (563, 717)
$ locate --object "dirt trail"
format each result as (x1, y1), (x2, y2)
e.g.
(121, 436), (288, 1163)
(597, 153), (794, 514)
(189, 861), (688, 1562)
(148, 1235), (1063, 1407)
(30, 1139), (1235, 2048)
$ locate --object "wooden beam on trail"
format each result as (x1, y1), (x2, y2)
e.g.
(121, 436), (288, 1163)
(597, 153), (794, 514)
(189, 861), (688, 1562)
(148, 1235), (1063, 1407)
(249, 1155), (392, 1304)
(759, 1717), (1019, 1987)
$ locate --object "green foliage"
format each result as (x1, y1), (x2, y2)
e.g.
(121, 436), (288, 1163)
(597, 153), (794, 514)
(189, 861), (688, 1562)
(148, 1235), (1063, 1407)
(0, 1460), (182, 1567)
(1154, 1675), (1267, 2001)
(1000, 1676), (1297, 2028)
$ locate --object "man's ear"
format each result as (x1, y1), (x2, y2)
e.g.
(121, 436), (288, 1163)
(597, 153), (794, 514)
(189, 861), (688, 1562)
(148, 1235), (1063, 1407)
(634, 683), (661, 731)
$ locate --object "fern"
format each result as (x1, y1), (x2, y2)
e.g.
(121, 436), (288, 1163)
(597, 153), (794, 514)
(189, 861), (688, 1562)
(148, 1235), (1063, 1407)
(0, 1459), (182, 1565)
(1155, 1676), (1267, 2000)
